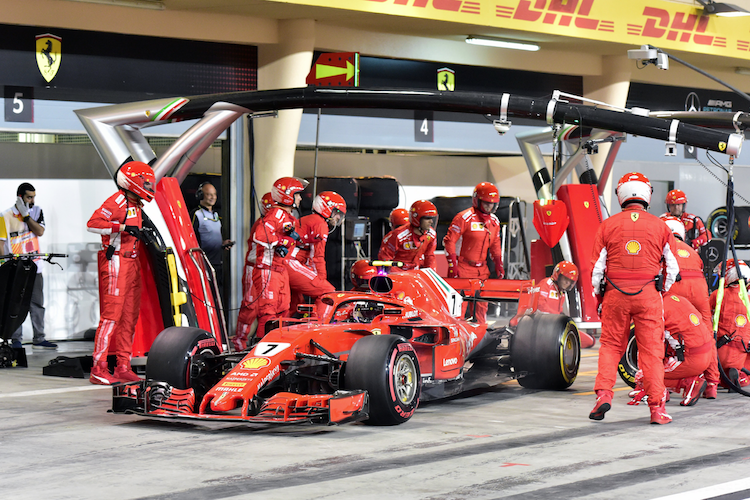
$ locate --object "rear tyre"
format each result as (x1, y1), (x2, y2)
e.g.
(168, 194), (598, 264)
(146, 326), (221, 391)
(707, 207), (738, 241)
(512, 313), (580, 390)
(617, 326), (638, 388)
(345, 335), (420, 425)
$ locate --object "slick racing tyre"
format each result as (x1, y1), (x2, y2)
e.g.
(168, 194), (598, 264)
(512, 313), (580, 390)
(617, 325), (638, 388)
(146, 327), (222, 392)
(345, 335), (420, 425)
(707, 207), (739, 242)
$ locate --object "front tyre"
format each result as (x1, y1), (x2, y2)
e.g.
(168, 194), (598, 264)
(512, 313), (580, 390)
(345, 335), (420, 425)
(146, 326), (221, 391)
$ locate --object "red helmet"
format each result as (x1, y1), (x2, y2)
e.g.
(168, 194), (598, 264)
(616, 172), (652, 208)
(351, 260), (377, 289)
(312, 191), (347, 224)
(660, 215), (686, 240)
(551, 261), (579, 290)
(389, 208), (409, 229)
(409, 200), (438, 228)
(260, 192), (274, 216)
(473, 182), (500, 214)
(271, 177), (308, 206)
(715, 259), (750, 285)
(665, 189), (688, 205)
(116, 161), (155, 202)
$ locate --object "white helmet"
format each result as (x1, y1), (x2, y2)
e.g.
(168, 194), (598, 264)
(661, 216), (686, 240)
(616, 172), (652, 208)
(715, 259), (750, 286)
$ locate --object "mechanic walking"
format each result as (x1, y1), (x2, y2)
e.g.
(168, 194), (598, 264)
(86, 161), (155, 385)
(590, 172), (679, 425)
(251, 177), (307, 338)
(0, 182), (57, 349)
(443, 182), (505, 322)
(378, 200), (438, 270)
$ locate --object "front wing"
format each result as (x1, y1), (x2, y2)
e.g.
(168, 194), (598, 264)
(112, 381), (368, 425)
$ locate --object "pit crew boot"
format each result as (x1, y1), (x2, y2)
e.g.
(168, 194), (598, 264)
(231, 334), (247, 352)
(90, 362), (119, 385)
(703, 382), (718, 399)
(649, 400), (672, 425)
(680, 375), (707, 406)
(727, 367), (741, 388)
(589, 390), (612, 421)
(114, 363), (141, 383)
(628, 374), (646, 405)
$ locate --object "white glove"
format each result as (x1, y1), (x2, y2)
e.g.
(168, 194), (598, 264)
(15, 196), (29, 218)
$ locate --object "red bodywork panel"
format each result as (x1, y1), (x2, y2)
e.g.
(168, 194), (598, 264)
(154, 178), (224, 349)
(557, 185), (603, 323)
(530, 239), (554, 284)
(130, 251), (164, 357)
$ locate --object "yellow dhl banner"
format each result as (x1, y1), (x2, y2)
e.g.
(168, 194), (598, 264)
(267, 0), (750, 60)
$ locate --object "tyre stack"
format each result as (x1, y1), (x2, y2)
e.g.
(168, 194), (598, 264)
(357, 176), (400, 259)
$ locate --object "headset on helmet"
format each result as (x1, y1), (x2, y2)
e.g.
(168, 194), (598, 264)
(312, 191), (347, 227)
(551, 261), (579, 291)
(116, 161), (155, 202)
(351, 259), (377, 289)
(665, 189), (688, 206)
(260, 192), (274, 216)
(715, 258), (750, 286)
(409, 200), (438, 228)
(389, 208), (409, 230)
(473, 182), (500, 214)
(660, 215), (686, 240)
(615, 172), (652, 208)
(271, 177), (308, 206)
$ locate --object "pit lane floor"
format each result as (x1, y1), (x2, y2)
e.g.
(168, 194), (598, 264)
(2, 341), (750, 500)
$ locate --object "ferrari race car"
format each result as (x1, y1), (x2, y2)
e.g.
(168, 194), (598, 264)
(113, 264), (580, 426)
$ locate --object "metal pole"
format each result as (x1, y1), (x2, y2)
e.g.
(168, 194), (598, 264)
(313, 108), (321, 196)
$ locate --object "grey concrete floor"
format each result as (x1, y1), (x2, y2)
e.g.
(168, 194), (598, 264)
(2, 342), (750, 500)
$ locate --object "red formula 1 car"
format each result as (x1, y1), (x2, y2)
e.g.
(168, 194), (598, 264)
(113, 265), (580, 426)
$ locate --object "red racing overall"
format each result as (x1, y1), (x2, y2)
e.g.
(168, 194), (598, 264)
(591, 205), (679, 408)
(234, 217), (264, 349)
(537, 278), (565, 315)
(251, 207), (296, 337)
(287, 212), (335, 311)
(378, 225), (437, 270)
(87, 191), (143, 367)
(710, 285), (750, 375)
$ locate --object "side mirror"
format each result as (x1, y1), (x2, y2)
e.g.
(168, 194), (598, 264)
(370, 276), (393, 293)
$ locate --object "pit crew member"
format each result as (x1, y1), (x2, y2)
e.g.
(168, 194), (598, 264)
(710, 259), (750, 388)
(86, 161), (155, 385)
(350, 259), (377, 291)
(590, 172), (679, 425)
(378, 200), (438, 270)
(660, 189), (711, 250)
(287, 191), (346, 311)
(233, 192), (274, 351)
(537, 261), (578, 315)
(251, 177), (307, 338)
(388, 208), (409, 230)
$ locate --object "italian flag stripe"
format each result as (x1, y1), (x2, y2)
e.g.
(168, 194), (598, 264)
(152, 98), (188, 122)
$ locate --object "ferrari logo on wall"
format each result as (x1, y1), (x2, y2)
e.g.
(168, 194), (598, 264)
(437, 68), (455, 91)
(36, 33), (61, 82)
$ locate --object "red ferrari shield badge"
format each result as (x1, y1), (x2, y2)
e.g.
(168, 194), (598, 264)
(533, 200), (569, 248)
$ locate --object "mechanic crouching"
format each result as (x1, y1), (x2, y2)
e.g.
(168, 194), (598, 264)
(710, 259), (750, 388)
(629, 294), (716, 406)
(590, 172), (679, 425)
(537, 261), (578, 315)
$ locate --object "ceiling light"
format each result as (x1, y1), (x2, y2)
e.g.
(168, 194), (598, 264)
(696, 0), (750, 17)
(465, 36), (539, 52)
(64, 0), (165, 9)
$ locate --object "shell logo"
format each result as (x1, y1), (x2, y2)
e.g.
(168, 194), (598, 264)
(689, 313), (700, 326)
(736, 315), (748, 327)
(240, 357), (270, 370)
(677, 249), (690, 258)
(625, 240), (641, 255)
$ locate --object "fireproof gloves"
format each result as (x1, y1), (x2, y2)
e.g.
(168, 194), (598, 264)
(447, 254), (459, 278)
(123, 225), (141, 238)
